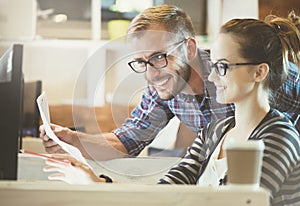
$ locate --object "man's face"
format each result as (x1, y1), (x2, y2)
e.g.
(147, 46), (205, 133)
(128, 30), (191, 100)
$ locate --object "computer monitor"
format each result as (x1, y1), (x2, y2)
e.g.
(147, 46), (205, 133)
(0, 44), (24, 180)
(22, 80), (42, 137)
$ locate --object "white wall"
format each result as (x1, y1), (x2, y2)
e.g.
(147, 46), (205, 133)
(0, 39), (147, 106)
(0, 0), (36, 40)
(0, 40), (107, 106)
(207, 0), (258, 41)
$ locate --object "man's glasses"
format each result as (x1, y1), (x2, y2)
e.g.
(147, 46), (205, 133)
(128, 39), (187, 73)
(209, 61), (262, 76)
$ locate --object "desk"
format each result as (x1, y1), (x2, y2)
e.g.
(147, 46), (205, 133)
(18, 154), (181, 184)
(0, 181), (269, 206)
(10, 154), (270, 206)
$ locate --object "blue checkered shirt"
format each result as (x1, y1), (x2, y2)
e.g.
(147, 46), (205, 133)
(271, 62), (299, 130)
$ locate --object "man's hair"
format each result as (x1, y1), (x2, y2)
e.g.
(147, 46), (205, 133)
(127, 4), (195, 39)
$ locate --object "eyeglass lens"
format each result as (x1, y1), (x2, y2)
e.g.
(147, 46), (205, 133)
(210, 61), (228, 76)
(129, 53), (168, 73)
(129, 39), (186, 73)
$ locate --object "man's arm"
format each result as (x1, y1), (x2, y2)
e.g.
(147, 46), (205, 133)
(41, 124), (129, 161)
(41, 86), (174, 159)
(76, 132), (129, 160)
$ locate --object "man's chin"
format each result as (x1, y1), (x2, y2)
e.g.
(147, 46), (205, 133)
(155, 84), (185, 100)
(157, 91), (175, 101)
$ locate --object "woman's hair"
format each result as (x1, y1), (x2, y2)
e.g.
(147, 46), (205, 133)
(126, 4), (195, 40)
(288, 10), (300, 30)
(220, 11), (300, 93)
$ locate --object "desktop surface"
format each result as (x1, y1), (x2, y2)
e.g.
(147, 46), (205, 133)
(10, 154), (271, 206)
(0, 180), (270, 206)
(18, 153), (181, 184)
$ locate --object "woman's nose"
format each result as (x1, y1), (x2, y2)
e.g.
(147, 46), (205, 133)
(208, 66), (219, 83)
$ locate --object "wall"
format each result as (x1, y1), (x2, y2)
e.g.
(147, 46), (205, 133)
(0, 40), (106, 105)
(0, 0), (36, 40)
(259, 0), (300, 19)
(0, 39), (146, 107)
(207, 0), (258, 41)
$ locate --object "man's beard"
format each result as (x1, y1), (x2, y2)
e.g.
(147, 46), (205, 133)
(157, 62), (192, 101)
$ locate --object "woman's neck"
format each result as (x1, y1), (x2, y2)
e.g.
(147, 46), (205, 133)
(232, 95), (270, 141)
(218, 99), (270, 159)
(218, 85), (270, 159)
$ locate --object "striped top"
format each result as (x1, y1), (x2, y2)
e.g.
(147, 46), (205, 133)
(158, 109), (300, 206)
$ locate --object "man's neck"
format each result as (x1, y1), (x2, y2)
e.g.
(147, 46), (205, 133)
(182, 52), (205, 95)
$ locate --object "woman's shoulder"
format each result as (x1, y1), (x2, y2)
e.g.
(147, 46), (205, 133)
(254, 108), (299, 143)
(263, 108), (295, 124)
(256, 109), (296, 130)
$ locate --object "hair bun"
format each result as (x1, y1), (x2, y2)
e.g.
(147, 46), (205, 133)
(288, 10), (300, 30)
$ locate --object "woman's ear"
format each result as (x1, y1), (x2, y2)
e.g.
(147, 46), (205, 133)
(254, 63), (269, 82)
(186, 37), (197, 60)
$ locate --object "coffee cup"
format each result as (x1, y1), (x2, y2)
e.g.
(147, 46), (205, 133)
(224, 140), (265, 188)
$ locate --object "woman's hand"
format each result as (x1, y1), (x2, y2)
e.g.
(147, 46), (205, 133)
(43, 154), (107, 184)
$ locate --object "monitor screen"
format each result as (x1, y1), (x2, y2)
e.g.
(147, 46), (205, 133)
(0, 47), (13, 83)
(0, 44), (24, 180)
(22, 80), (42, 137)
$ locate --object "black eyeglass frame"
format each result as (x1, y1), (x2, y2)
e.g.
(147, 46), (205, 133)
(128, 39), (187, 73)
(210, 61), (263, 76)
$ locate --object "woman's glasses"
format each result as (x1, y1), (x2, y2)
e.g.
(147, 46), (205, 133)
(209, 61), (262, 76)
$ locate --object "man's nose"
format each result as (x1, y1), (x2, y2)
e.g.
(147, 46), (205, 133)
(146, 64), (161, 78)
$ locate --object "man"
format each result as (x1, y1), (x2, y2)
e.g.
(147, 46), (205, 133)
(41, 5), (299, 161)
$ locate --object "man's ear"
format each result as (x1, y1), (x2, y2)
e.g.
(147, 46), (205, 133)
(254, 63), (269, 82)
(186, 37), (197, 60)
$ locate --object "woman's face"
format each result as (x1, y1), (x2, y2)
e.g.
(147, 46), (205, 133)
(208, 33), (257, 104)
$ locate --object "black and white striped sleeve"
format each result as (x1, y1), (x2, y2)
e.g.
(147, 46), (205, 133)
(158, 128), (209, 184)
(260, 124), (300, 205)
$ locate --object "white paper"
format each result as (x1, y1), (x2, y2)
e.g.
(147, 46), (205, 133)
(36, 92), (89, 165)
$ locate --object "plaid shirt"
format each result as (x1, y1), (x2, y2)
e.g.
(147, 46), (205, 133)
(113, 52), (300, 156)
(271, 62), (300, 130)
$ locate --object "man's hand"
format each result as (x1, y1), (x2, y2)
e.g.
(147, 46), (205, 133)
(39, 124), (77, 154)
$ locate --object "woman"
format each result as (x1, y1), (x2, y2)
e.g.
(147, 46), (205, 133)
(157, 14), (300, 206)
(44, 12), (300, 206)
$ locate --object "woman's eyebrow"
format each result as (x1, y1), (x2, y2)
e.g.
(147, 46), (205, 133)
(216, 58), (229, 62)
